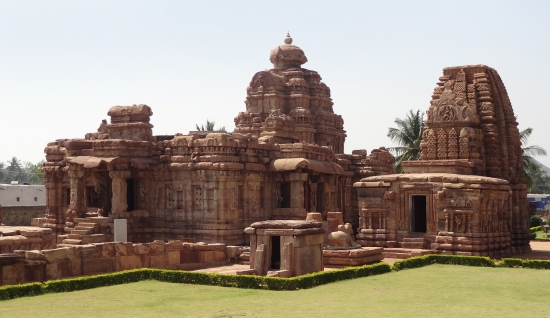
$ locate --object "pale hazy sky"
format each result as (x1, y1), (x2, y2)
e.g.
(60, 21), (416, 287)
(2, 1), (550, 167)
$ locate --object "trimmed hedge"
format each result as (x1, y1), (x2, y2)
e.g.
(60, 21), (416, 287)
(498, 258), (550, 270)
(392, 254), (494, 271)
(0, 262), (391, 300)
(535, 237), (550, 241)
(4, 255), (550, 301)
(531, 226), (542, 232)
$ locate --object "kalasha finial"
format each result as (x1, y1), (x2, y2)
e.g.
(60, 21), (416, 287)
(284, 32), (292, 45)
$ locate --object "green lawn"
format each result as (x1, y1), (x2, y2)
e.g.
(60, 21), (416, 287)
(1, 265), (549, 317)
(534, 230), (550, 238)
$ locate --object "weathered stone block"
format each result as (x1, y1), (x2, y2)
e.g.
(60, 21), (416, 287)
(117, 255), (141, 271)
(167, 251), (180, 265)
(293, 245), (323, 276)
(199, 251), (215, 263)
(180, 249), (199, 263)
(165, 242), (184, 252)
(96, 242), (116, 258)
(134, 243), (150, 255)
(82, 258), (115, 275)
(78, 245), (100, 259)
(150, 255), (167, 268)
(213, 250), (226, 262)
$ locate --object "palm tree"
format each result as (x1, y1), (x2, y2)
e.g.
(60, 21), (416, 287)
(387, 109), (425, 173)
(195, 120), (225, 132)
(23, 161), (44, 185)
(5, 157), (23, 183)
(0, 162), (5, 183)
(520, 127), (547, 189)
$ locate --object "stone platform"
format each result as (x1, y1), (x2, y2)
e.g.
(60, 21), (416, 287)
(323, 247), (384, 266)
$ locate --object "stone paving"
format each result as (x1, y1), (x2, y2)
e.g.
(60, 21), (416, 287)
(193, 241), (550, 275)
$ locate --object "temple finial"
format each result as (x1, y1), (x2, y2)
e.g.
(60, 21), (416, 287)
(284, 32), (292, 45)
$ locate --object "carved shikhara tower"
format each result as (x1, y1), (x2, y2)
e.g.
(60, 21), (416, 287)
(355, 65), (531, 256)
(235, 34), (346, 153)
(39, 35), (394, 245)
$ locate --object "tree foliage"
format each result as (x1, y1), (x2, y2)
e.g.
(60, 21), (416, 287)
(195, 120), (225, 132)
(520, 127), (547, 190)
(387, 109), (425, 173)
(0, 157), (44, 185)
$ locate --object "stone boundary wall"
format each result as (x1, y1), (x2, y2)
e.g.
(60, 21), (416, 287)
(0, 241), (230, 286)
(0, 227), (56, 253)
(1, 206), (46, 226)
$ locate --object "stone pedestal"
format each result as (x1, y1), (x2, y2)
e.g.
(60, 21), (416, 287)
(323, 247), (384, 266)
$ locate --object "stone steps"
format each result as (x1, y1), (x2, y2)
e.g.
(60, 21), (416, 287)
(74, 226), (95, 231)
(382, 251), (413, 259)
(399, 242), (425, 249)
(81, 234), (108, 244)
(61, 239), (83, 245)
(403, 237), (425, 242)
(71, 229), (93, 235)
(382, 248), (436, 259)
(77, 222), (99, 228)
(67, 233), (83, 239)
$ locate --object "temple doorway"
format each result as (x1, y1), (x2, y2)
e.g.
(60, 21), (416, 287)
(411, 195), (427, 233)
(271, 236), (281, 269)
(316, 183), (325, 213)
(127, 178), (135, 211)
(280, 182), (291, 208)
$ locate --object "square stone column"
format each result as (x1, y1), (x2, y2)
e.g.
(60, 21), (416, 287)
(110, 170), (131, 216)
(68, 169), (85, 218)
(43, 167), (65, 232)
(289, 173), (308, 209)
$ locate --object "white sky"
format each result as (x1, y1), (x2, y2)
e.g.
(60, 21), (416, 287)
(2, 1), (550, 167)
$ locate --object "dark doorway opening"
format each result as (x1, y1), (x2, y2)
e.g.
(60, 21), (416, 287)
(87, 186), (99, 208)
(317, 183), (325, 213)
(411, 195), (427, 233)
(280, 182), (291, 208)
(271, 236), (281, 269)
(127, 178), (135, 211)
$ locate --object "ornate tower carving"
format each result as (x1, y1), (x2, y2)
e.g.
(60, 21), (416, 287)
(234, 34), (347, 153)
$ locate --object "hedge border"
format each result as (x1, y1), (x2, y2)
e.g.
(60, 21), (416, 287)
(3, 254), (550, 301)
(0, 262), (391, 301)
(392, 254), (494, 271)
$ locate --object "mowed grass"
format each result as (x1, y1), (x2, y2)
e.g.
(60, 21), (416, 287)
(1, 265), (549, 318)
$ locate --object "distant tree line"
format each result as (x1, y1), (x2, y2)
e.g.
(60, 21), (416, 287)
(0, 157), (44, 185)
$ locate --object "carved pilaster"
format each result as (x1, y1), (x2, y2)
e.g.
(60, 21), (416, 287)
(110, 170), (131, 216)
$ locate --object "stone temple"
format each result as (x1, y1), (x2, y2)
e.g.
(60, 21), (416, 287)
(0, 35), (535, 285)
(354, 65), (532, 257)
(39, 34), (394, 246)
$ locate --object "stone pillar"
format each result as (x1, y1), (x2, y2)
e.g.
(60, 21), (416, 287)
(68, 168), (86, 218)
(110, 170), (131, 216)
(43, 166), (65, 233)
(289, 173), (307, 209)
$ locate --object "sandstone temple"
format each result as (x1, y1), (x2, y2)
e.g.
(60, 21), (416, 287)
(39, 34), (394, 245)
(0, 35), (534, 285)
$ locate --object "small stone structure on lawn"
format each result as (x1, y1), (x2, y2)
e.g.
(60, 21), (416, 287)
(244, 220), (324, 277)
